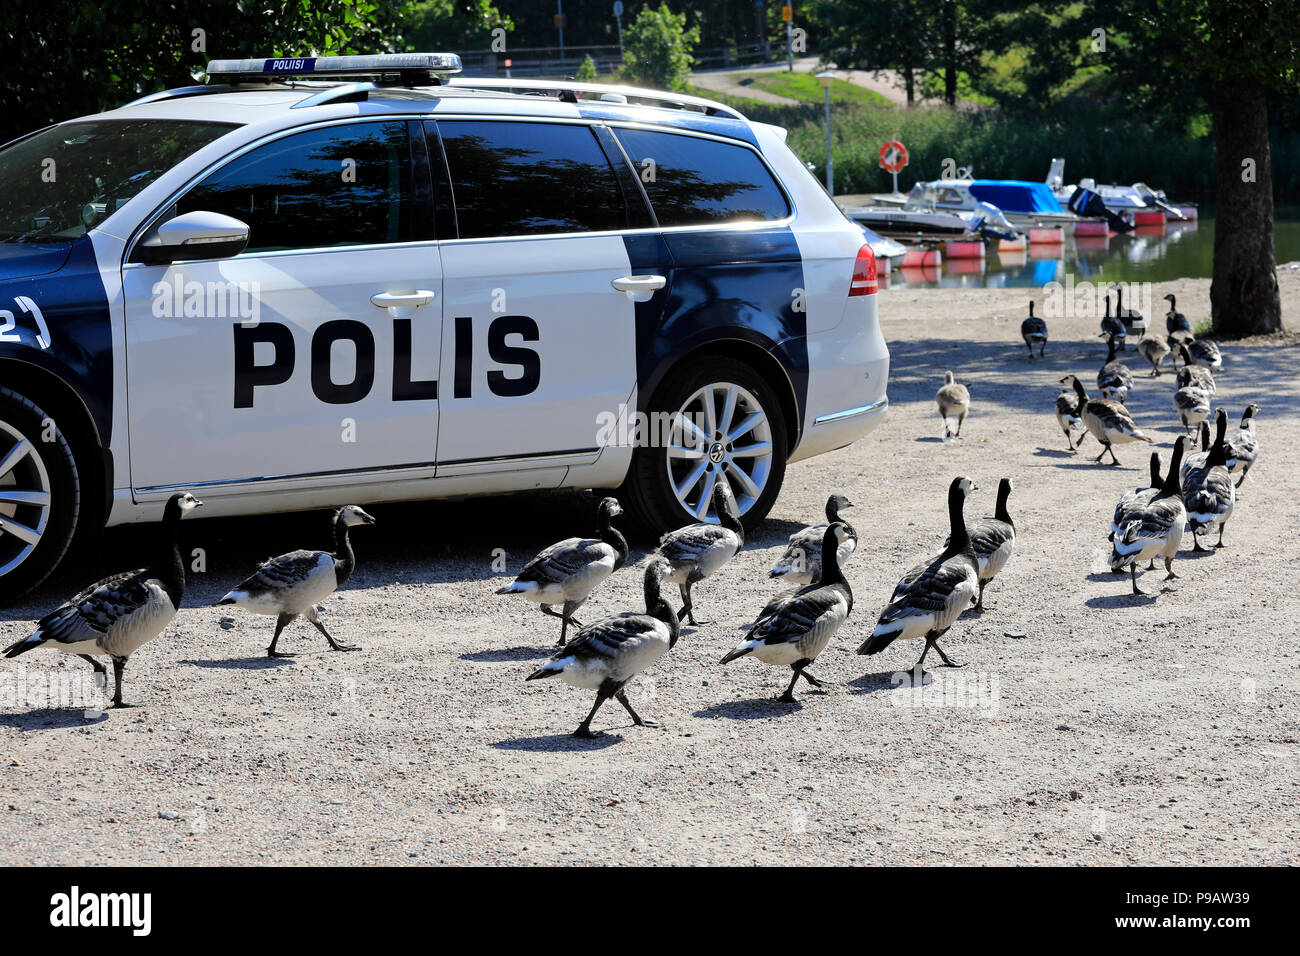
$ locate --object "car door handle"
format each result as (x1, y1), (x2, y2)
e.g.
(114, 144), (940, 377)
(610, 275), (666, 294)
(370, 290), (436, 311)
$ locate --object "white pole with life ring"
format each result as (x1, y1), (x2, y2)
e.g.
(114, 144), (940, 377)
(879, 138), (909, 196)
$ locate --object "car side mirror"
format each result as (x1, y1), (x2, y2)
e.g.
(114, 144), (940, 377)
(134, 211), (250, 264)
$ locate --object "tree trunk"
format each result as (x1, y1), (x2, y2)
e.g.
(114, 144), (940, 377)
(904, 65), (915, 106)
(943, 0), (957, 107)
(1210, 79), (1281, 336)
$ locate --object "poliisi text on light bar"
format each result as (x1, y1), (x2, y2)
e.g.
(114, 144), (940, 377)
(205, 53), (463, 79)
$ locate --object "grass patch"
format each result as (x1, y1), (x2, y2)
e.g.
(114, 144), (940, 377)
(738, 71), (892, 107)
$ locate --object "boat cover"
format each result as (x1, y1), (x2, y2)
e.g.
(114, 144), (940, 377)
(969, 180), (1063, 214)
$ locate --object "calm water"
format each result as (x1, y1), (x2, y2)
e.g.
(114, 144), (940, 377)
(881, 219), (1300, 289)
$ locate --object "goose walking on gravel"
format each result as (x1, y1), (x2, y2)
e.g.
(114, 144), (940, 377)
(769, 493), (857, 587)
(1109, 437), (1189, 595)
(1099, 294), (1126, 348)
(656, 482), (744, 626)
(961, 477), (1016, 610)
(1181, 409), (1235, 552)
(525, 560), (679, 738)
(1020, 301), (1048, 359)
(857, 477), (980, 678)
(1097, 335), (1135, 403)
(495, 497), (628, 646)
(1055, 384), (1089, 452)
(1176, 358), (1216, 395)
(1174, 382), (1212, 435)
(937, 371), (970, 440)
(1225, 404), (1260, 489)
(1060, 375), (1153, 466)
(1186, 337), (1223, 371)
(1137, 332), (1170, 377)
(1111, 452), (1165, 569)
(1164, 294), (1191, 337)
(218, 505), (375, 657)
(723, 522), (854, 703)
(1115, 285), (1144, 336)
(3, 493), (203, 707)
(1180, 420), (1213, 486)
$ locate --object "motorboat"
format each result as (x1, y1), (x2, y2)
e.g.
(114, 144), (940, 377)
(1046, 158), (1188, 221)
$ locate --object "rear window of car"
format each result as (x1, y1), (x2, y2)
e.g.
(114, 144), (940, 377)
(612, 128), (789, 227)
(437, 120), (627, 238)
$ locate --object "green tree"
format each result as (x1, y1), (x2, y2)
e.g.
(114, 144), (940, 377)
(404, 0), (512, 52)
(620, 4), (700, 92)
(0, 0), (409, 143)
(1093, 0), (1300, 336)
(576, 54), (599, 82)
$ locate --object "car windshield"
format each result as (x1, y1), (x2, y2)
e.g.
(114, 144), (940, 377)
(0, 119), (237, 242)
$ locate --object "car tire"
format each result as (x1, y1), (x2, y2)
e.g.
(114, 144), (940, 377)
(0, 387), (81, 601)
(621, 355), (788, 536)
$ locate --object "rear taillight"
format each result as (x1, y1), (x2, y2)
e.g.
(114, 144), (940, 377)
(849, 244), (878, 296)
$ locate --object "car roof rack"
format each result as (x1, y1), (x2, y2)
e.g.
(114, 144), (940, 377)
(445, 77), (747, 120)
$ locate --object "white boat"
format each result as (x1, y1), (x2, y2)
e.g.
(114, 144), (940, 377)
(1046, 158), (1188, 221)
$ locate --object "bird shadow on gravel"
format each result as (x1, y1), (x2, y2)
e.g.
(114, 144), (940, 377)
(693, 698), (806, 718)
(492, 732), (623, 751)
(180, 657), (294, 670)
(849, 671), (926, 693)
(460, 646), (554, 663)
(1033, 447), (1076, 459)
(1084, 593), (1161, 609)
(0, 708), (109, 731)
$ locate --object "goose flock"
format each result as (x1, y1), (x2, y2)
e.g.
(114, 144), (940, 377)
(0, 292), (1265, 742)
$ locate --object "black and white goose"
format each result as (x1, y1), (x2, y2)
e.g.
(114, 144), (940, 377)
(1110, 452), (1164, 571)
(1174, 379), (1212, 435)
(723, 522), (854, 703)
(495, 496), (628, 646)
(1020, 301), (1048, 359)
(1163, 293), (1191, 336)
(1054, 384), (1089, 451)
(1099, 294), (1126, 348)
(1180, 420), (1213, 486)
(655, 481), (744, 626)
(1225, 403), (1260, 489)
(1060, 375), (1153, 466)
(3, 493), (202, 707)
(1097, 334), (1135, 403)
(857, 477), (980, 677)
(1115, 285), (1143, 336)
(525, 559), (679, 738)
(1176, 349), (1216, 394)
(769, 493), (857, 587)
(1181, 408), (1235, 552)
(1109, 436), (1188, 594)
(1137, 332), (1170, 377)
(960, 477), (1016, 610)
(1186, 337), (1223, 371)
(218, 504), (375, 657)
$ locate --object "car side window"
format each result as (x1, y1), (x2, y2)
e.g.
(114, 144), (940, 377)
(175, 121), (411, 253)
(612, 128), (789, 227)
(436, 120), (627, 239)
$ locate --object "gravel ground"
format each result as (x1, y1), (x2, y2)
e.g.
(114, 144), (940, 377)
(2, 272), (1297, 866)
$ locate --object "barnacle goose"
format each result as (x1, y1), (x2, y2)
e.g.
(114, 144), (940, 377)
(1099, 293), (1126, 348)
(857, 477), (980, 678)
(1186, 337), (1223, 371)
(1225, 403), (1260, 489)
(1060, 375), (1153, 465)
(655, 481), (744, 626)
(4, 493), (203, 707)
(723, 522), (854, 703)
(1097, 335), (1135, 403)
(960, 477), (1016, 610)
(936, 370), (970, 439)
(1111, 452), (1164, 569)
(769, 493), (857, 587)
(1109, 437), (1189, 594)
(1163, 294), (1191, 336)
(1181, 409), (1235, 551)
(1176, 351), (1216, 394)
(218, 504), (375, 657)
(1115, 285), (1143, 336)
(1020, 301), (1048, 359)
(495, 496), (628, 646)
(1174, 381), (1212, 435)
(525, 559), (679, 738)
(1055, 385), (1089, 451)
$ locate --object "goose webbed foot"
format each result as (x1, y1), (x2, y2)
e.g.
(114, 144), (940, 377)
(800, 670), (828, 688)
(777, 668), (802, 703)
(615, 689), (657, 728)
(78, 654), (106, 675)
(327, 641), (359, 653)
(571, 726), (598, 739)
(110, 700), (138, 709)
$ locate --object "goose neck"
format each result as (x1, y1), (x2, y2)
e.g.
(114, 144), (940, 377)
(599, 509), (629, 570)
(333, 515), (356, 585)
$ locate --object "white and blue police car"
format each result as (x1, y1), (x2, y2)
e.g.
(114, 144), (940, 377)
(0, 53), (889, 595)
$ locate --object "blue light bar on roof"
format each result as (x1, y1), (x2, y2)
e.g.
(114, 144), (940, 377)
(205, 53), (462, 80)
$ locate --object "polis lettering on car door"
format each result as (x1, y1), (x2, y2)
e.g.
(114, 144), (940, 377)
(232, 316), (541, 407)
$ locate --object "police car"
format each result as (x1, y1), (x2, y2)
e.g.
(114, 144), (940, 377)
(0, 53), (889, 595)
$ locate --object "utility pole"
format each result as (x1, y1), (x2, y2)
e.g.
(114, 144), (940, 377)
(556, 0), (566, 65)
